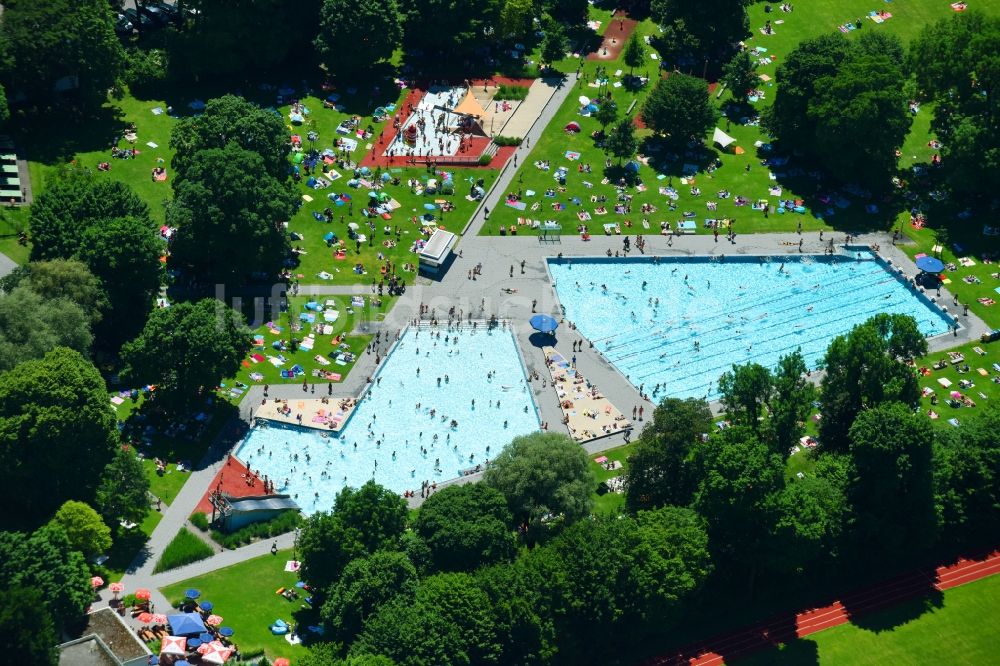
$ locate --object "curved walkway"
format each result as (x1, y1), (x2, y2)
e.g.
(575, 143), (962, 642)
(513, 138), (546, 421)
(643, 549), (1000, 666)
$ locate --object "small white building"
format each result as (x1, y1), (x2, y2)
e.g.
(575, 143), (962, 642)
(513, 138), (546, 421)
(418, 229), (457, 275)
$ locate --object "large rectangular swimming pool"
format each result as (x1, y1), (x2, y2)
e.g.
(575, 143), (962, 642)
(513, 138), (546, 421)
(548, 252), (954, 400)
(236, 325), (539, 514)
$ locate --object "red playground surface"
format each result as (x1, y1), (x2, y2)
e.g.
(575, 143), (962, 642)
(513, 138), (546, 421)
(644, 549), (1000, 665)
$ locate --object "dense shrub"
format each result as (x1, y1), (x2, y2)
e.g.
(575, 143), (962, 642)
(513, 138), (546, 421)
(189, 512), (209, 532)
(478, 154), (494, 165)
(122, 48), (168, 97)
(495, 84), (529, 101)
(153, 528), (213, 573)
(210, 511), (302, 549)
(492, 135), (522, 146)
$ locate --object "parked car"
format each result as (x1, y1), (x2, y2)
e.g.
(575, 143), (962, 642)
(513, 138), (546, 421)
(151, 1), (180, 21)
(114, 13), (134, 35)
(139, 4), (170, 27)
(123, 8), (153, 31)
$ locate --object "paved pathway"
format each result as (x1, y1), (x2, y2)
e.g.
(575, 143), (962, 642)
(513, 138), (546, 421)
(0, 251), (16, 277)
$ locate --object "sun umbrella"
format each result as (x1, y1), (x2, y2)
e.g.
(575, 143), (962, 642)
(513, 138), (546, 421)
(529, 314), (559, 334)
(423, 203), (437, 210)
(218, 627), (234, 637)
(188, 100), (206, 111)
(175, 662), (191, 666)
(186, 638), (202, 649)
(91, 576), (104, 588)
(347, 222), (359, 230)
(151, 614), (168, 624)
(368, 191), (379, 198)
(951, 391), (963, 399)
(135, 588), (151, 600)
(292, 152), (304, 164)
(274, 659), (291, 666)
(199, 632), (214, 642)
(159, 636), (187, 655)
(199, 601), (214, 612)
(578, 95), (590, 105)
(915, 256), (945, 273)
(185, 589), (201, 599)
(137, 612), (154, 624)
(206, 615), (223, 626)
(109, 582), (124, 596)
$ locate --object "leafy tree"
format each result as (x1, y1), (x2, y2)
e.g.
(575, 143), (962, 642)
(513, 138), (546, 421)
(499, 0), (534, 41)
(818, 314), (924, 452)
(718, 362), (772, 434)
(322, 550), (418, 643)
(622, 33), (645, 75)
(413, 484), (514, 572)
(0, 286), (94, 371)
(168, 142), (295, 284)
(766, 34), (852, 147)
(476, 556), (558, 665)
(642, 73), (716, 147)
(169, 95), (291, 180)
(540, 23), (569, 66)
(768, 350), (816, 457)
(29, 175), (150, 262)
(167, 0), (318, 79)
(847, 403), (937, 560)
(299, 482), (407, 591)
(0, 587), (58, 666)
(94, 447), (151, 528)
(0, 0), (125, 106)
(354, 572), (499, 665)
(315, 0), (402, 75)
(693, 426), (785, 592)
(934, 405), (1000, 541)
(809, 53), (911, 185)
(767, 475), (846, 575)
(120, 299), (251, 408)
(0, 348), (116, 531)
(402, 0), (503, 62)
(649, 0), (749, 60)
(605, 116), (639, 165)
(857, 30), (905, 67)
(721, 50), (757, 104)
(909, 12), (1000, 194)
(625, 397), (713, 511)
(484, 432), (593, 538)
(10, 259), (107, 326)
(593, 99), (618, 132)
(548, 0), (588, 24)
(51, 500), (112, 557)
(0, 524), (92, 629)
(0, 84), (8, 125)
(79, 216), (162, 348)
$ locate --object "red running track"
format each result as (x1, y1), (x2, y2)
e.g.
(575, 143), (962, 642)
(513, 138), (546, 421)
(644, 549), (1000, 666)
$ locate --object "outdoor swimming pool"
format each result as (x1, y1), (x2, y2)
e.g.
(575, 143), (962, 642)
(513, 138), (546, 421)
(548, 252), (955, 400)
(236, 325), (539, 514)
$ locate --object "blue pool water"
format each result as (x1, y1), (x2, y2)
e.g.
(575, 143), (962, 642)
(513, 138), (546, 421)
(236, 325), (539, 514)
(548, 252), (954, 400)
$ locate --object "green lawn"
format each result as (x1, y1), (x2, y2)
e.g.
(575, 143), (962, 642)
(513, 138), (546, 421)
(915, 338), (1000, 428)
(736, 574), (1000, 665)
(104, 509), (163, 582)
(218, 294), (394, 402)
(161, 549), (312, 661)
(588, 443), (634, 515)
(484, 0), (1000, 243)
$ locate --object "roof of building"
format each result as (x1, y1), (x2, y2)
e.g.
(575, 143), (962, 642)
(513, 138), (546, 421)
(419, 229), (456, 264)
(225, 493), (299, 513)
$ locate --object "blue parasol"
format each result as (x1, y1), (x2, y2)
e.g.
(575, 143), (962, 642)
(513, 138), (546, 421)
(185, 589), (200, 599)
(218, 627), (234, 637)
(915, 256), (945, 273)
(198, 601), (213, 612)
(530, 314), (558, 334)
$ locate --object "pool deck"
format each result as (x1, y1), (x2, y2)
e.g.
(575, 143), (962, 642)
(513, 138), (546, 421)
(543, 347), (631, 442)
(254, 397), (358, 432)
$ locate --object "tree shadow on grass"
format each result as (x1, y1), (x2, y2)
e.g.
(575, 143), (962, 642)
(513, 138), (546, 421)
(9, 103), (127, 165)
(839, 568), (943, 634)
(734, 637), (820, 666)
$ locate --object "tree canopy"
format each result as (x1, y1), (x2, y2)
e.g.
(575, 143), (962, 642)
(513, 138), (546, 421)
(626, 397), (713, 511)
(818, 314), (925, 451)
(0, 586), (58, 666)
(315, 0), (402, 76)
(403, 0), (503, 62)
(605, 116), (639, 165)
(721, 50), (758, 105)
(484, 432), (593, 538)
(167, 142), (295, 284)
(0, 348), (117, 530)
(0, 0), (124, 107)
(909, 11), (1000, 194)
(169, 95), (291, 180)
(0, 524), (92, 629)
(120, 299), (251, 408)
(414, 483), (515, 572)
(299, 481), (408, 591)
(322, 550), (418, 644)
(0, 285), (94, 371)
(94, 447), (151, 528)
(51, 500), (112, 557)
(650, 0), (749, 61)
(622, 34), (645, 74)
(29, 175), (150, 262)
(642, 73), (716, 147)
